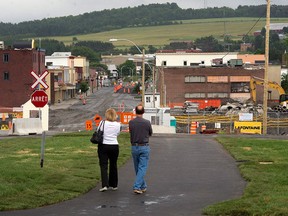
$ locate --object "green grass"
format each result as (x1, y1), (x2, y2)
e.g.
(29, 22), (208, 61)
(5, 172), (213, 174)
(2, 134), (288, 214)
(203, 137), (288, 216)
(44, 17), (288, 47)
(0, 131), (131, 211)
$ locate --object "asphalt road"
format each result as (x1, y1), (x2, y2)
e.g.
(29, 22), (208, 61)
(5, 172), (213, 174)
(1, 135), (246, 216)
(49, 87), (140, 132)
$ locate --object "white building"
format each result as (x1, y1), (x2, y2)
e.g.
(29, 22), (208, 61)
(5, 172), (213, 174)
(155, 52), (239, 67)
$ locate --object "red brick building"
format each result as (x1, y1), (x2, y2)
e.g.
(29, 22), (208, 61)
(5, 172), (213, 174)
(0, 46), (46, 107)
(157, 67), (265, 107)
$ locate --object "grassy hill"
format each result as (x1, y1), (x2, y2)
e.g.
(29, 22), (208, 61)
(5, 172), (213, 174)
(44, 17), (288, 48)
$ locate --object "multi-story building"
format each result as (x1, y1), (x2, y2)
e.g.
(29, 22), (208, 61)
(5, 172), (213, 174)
(154, 51), (280, 107)
(155, 51), (265, 67)
(0, 41), (46, 107)
(157, 67), (265, 107)
(45, 52), (77, 103)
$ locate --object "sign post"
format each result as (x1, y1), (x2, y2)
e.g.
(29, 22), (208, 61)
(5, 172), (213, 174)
(30, 70), (49, 168)
(30, 90), (48, 108)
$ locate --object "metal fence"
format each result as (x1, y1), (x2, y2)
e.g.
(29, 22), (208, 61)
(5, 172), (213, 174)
(174, 111), (288, 135)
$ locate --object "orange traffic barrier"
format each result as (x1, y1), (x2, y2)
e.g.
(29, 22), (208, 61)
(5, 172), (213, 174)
(2, 113), (5, 121)
(201, 125), (206, 132)
(190, 122), (197, 135)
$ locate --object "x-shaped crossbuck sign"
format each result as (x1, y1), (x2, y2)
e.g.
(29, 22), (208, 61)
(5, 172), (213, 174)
(31, 70), (49, 90)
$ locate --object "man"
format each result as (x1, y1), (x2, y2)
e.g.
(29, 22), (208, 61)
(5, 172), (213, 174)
(129, 104), (153, 194)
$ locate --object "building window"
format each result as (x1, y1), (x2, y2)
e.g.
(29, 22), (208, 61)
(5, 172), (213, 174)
(230, 76), (250, 82)
(231, 82), (250, 93)
(185, 76), (205, 83)
(46, 62), (53, 66)
(207, 76), (228, 83)
(4, 71), (9, 80)
(207, 93), (228, 98)
(3, 53), (9, 62)
(185, 93), (205, 98)
(146, 97), (151, 103)
(183, 61), (187, 66)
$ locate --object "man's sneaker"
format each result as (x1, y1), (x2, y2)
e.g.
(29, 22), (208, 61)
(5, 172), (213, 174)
(133, 189), (143, 194)
(111, 187), (118, 191)
(99, 186), (108, 192)
(141, 188), (147, 193)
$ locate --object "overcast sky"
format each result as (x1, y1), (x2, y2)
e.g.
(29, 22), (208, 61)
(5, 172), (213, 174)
(1, 0), (288, 23)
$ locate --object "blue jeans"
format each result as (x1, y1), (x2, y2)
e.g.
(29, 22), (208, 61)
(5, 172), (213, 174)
(132, 146), (150, 190)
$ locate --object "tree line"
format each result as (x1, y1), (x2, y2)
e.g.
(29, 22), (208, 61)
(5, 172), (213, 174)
(0, 3), (288, 39)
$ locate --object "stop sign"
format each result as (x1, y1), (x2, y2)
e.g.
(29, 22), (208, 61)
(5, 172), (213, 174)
(31, 90), (48, 108)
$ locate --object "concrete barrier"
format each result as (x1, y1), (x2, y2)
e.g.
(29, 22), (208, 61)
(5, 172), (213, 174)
(152, 125), (176, 134)
(12, 118), (43, 135)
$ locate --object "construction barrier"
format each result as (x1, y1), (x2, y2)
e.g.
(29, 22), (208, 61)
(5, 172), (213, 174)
(190, 121), (197, 135)
(201, 125), (206, 132)
(12, 118), (43, 135)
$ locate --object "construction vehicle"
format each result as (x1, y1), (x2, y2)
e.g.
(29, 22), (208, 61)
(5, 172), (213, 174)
(250, 76), (288, 107)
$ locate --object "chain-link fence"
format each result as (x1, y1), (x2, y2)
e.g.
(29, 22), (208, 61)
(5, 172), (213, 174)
(174, 111), (288, 135)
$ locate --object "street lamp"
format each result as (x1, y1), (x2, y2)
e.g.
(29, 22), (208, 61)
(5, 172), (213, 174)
(109, 38), (146, 107)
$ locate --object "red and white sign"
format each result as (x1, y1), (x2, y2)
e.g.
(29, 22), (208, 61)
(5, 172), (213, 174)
(31, 70), (49, 90)
(31, 90), (48, 108)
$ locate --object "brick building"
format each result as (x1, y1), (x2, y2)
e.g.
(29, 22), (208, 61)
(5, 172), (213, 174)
(157, 67), (265, 107)
(0, 45), (46, 107)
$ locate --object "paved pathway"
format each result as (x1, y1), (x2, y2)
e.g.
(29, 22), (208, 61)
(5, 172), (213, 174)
(1, 135), (246, 216)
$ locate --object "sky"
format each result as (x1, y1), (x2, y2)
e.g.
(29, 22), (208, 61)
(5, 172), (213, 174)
(1, 0), (288, 24)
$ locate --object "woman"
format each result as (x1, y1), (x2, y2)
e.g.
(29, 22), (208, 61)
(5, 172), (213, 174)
(97, 108), (121, 192)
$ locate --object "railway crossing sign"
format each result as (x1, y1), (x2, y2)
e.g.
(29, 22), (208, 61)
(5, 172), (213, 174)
(31, 70), (49, 90)
(31, 90), (48, 108)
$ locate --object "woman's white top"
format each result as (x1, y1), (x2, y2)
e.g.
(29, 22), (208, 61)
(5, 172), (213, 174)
(98, 120), (121, 145)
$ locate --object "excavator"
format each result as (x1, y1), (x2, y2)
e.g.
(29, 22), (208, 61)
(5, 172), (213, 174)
(250, 76), (288, 107)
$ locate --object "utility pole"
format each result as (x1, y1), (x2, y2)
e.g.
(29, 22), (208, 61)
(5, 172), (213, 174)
(263, 0), (271, 135)
(142, 49), (145, 107)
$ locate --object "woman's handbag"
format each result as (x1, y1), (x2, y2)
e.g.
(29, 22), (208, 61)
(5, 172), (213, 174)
(90, 120), (105, 144)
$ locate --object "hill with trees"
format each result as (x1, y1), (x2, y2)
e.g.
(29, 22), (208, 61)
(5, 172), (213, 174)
(0, 3), (288, 39)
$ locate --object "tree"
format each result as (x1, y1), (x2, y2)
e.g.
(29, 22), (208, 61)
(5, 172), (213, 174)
(194, 36), (224, 52)
(71, 46), (100, 62)
(118, 60), (136, 78)
(254, 35), (264, 53)
(148, 45), (158, 54)
(79, 81), (89, 94)
(281, 73), (288, 93)
(40, 39), (68, 55)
